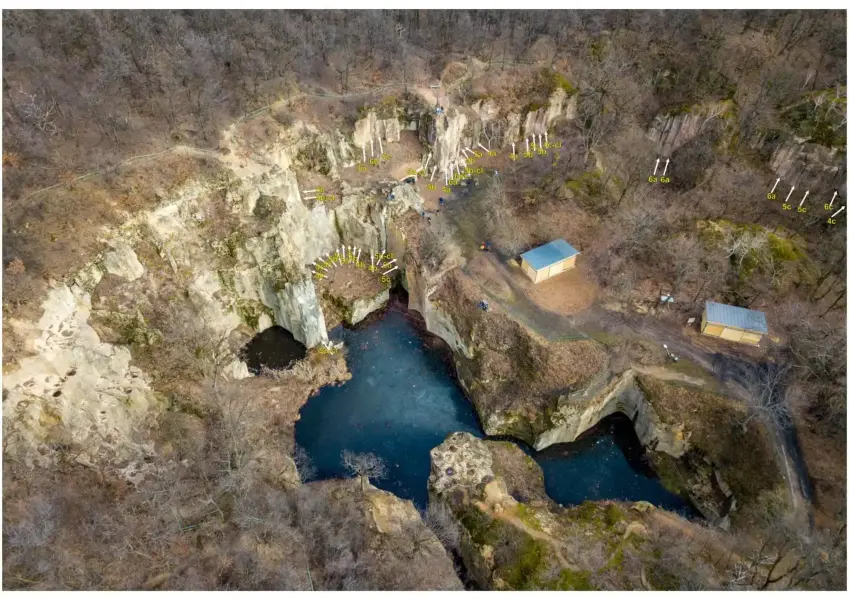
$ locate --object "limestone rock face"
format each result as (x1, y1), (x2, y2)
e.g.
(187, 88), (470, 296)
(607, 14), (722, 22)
(536, 370), (687, 456)
(471, 98), (500, 123)
(433, 108), (471, 177)
(649, 112), (708, 155)
(523, 88), (570, 136)
(381, 118), (401, 143)
(353, 111), (402, 149)
(349, 289), (390, 325)
(647, 103), (731, 155)
(768, 139), (846, 195)
(103, 241), (145, 281)
(332, 193), (382, 252)
(429, 432), (495, 496)
(404, 262), (473, 359)
(505, 112), (522, 144)
(387, 181), (425, 216)
(2, 112), (428, 471)
(273, 278), (328, 348)
(2, 284), (157, 469)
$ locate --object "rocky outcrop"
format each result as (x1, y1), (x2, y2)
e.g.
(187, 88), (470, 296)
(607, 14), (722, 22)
(349, 289), (390, 325)
(648, 102), (731, 155)
(273, 278), (328, 348)
(433, 108), (472, 177)
(523, 88), (572, 136)
(404, 262), (473, 360)
(400, 239), (745, 529)
(353, 111), (402, 150)
(2, 114), (426, 471)
(102, 241), (146, 281)
(536, 370), (687, 454)
(428, 433), (729, 590)
(768, 138), (846, 194)
(2, 283), (158, 469)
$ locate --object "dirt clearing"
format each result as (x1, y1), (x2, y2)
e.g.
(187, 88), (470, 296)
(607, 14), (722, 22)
(317, 264), (383, 303)
(524, 263), (598, 315)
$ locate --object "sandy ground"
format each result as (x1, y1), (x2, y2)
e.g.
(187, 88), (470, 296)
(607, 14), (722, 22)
(524, 263), (599, 315)
(465, 252), (597, 318)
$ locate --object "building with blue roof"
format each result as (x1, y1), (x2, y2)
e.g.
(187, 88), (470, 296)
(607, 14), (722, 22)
(519, 238), (580, 283)
(700, 300), (769, 346)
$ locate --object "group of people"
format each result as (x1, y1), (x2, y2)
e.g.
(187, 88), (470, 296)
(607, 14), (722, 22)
(420, 197), (449, 224)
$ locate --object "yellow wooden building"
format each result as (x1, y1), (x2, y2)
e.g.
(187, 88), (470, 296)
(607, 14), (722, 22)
(701, 301), (768, 346)
(519, 239), (580, 284)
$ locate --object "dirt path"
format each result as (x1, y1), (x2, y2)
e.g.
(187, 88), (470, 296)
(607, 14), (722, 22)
(472, 498), (578, 571)
(446, 245), (814, 529)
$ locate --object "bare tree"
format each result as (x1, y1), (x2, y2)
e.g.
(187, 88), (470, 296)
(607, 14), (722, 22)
(420, 220), (451, 273)
(728, 510), (846, 590)
(663, 235), (702, 299)
(293, 444), (317, 481)
(574, 91), (618, 162)
(722, 228), (769, 278)
(480, 176), (528, 256)
(15, 84), (60, 136)
(742, 363), (792, 432)
(606, 127), (650, 207)
(422, 502), (460, 551)
(340, 450), (387, 492)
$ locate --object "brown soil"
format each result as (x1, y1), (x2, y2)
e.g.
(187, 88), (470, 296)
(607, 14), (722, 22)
(316, 264), (384, 303)
(338, 130), (425, 188)
(465, 254), (515, 301)
(524, 263), (598, 315)
(463, 249), (597, 318)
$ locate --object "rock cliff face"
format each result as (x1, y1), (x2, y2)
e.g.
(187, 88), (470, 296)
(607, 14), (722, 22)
(768, 138), (846, 194)
(523, 88), (573, 136)
(536, 370), (687, 454)
(532, 369), (736, 527)
(405, 265), (474, 360)
(353, 111), (402, 150)
(648, 106), (727, 155)
(2, 115), (425, 471)
(399, 246), (764, 529)
(349, 289), (390, 325)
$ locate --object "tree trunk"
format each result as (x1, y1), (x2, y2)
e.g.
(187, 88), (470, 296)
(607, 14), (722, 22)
(820, 287), (845, 317)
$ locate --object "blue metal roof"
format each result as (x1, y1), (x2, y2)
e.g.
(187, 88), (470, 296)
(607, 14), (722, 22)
(520, 239), (580, 270)
(705, 301), (768, 334)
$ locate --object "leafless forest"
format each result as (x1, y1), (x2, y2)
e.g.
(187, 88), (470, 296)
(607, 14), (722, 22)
(2, 9), (847, 591)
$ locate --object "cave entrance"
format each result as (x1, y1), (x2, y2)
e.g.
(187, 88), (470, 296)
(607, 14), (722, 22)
(533, 412), (699, 517)
(241, 326), (307, 374)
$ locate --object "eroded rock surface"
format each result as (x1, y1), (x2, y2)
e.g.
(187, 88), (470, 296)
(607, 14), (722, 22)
(427, 433), (732, 590)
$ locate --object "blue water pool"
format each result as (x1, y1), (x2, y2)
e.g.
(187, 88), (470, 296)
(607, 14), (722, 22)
(284, 298), (694, 515)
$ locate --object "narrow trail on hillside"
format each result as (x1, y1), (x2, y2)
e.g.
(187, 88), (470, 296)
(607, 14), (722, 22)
(472, 497), (579, 571)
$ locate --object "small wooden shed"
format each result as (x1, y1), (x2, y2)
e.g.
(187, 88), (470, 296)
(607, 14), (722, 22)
(700, 301), (768, 346)
(520, 239), (580, 284)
